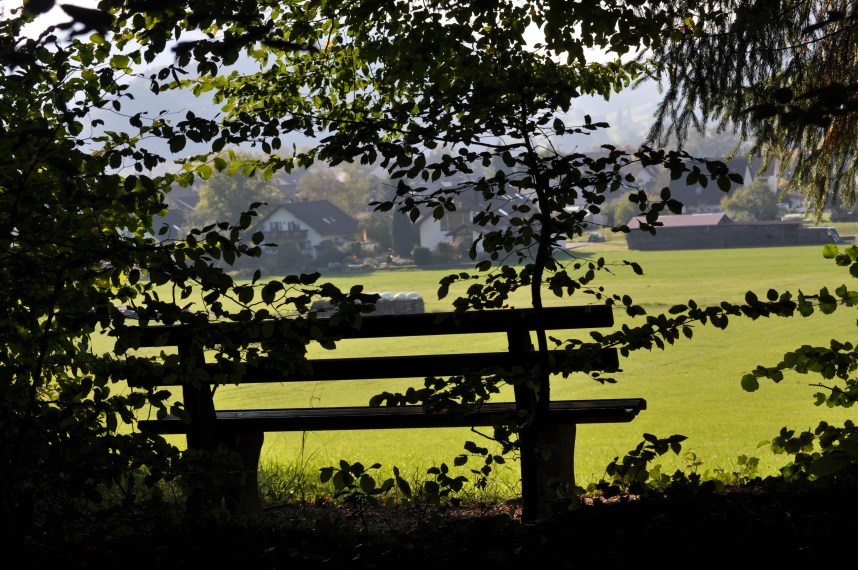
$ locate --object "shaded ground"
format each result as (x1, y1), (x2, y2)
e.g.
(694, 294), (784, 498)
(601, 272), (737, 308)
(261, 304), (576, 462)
(39, 486), (858, 568)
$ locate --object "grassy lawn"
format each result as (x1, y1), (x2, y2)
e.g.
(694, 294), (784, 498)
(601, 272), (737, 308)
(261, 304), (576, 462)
(122, 233), (858, 492)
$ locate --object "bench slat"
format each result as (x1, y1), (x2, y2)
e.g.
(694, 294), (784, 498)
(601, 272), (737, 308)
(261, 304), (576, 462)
(129, 348), (619, 387)
(138, 398), (646, 434)
(128, 305), (614, 347)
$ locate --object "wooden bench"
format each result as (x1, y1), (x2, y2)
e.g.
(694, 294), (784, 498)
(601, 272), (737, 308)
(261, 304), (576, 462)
(124, 305), (645, 516)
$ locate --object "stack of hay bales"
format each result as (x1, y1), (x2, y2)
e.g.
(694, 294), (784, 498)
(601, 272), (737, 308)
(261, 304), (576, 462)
(309, 292), (425, 316)
(405, 291), (425, 314)
(372, 292), (424, 315)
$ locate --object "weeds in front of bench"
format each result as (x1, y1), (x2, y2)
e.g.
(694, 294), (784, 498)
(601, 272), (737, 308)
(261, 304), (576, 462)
(258, 460), (324, 506)
(258, 432), (771, 525)
(585, 433), (768, 501)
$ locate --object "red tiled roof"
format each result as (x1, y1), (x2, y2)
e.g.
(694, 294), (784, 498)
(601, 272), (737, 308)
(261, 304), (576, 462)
(627, 213), (732, 229)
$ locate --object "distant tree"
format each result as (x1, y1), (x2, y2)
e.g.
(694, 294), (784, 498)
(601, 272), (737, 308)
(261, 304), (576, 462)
(720, 180), (781, 221)
(296, 163), (381, 217)
(412, 247), (432, 267)
(603, 194), (649, 227)
(186, 152), (282, 230)
(829, 196), (858, 222)
(391, 211), (419, 258)
(358, 210), (393, 252)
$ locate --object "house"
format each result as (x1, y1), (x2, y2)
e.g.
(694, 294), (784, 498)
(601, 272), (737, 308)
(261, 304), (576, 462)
(667, 157), (779, 212)
(626, 213), (846, 250)
(625, 156), (781, 212)
(253, 200), (359, 258)
(414, 184), (533, 252)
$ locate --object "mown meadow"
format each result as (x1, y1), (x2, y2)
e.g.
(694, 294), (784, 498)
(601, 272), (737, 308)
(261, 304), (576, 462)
(125, 232), (858, 495)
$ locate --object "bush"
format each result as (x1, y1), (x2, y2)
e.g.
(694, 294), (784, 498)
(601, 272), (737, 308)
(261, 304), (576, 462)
(603, 194), (647, 227)
(435, 241), (465, 263)
(412, 247), (432, 266)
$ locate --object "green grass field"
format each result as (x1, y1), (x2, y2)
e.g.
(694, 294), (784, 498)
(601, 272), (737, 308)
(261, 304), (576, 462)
(127, 237), (858, 492)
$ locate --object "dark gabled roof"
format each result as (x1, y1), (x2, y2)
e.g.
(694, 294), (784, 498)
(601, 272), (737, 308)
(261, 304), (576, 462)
(660, 156), (780, 208)
(414, 188), (534, 226)
(257, 200), (359, 235)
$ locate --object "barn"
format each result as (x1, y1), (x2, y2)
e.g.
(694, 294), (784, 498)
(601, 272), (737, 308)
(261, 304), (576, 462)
(625, 214), (846, 250)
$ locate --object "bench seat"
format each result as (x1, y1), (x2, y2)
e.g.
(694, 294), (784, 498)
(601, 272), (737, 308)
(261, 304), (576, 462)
(138, 398), (646, 434)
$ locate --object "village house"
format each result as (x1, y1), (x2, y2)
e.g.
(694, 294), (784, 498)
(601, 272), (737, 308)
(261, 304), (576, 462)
(253, 200), (359, 258)
(627, 156), (782, 212)
(414, 183), (533, 253)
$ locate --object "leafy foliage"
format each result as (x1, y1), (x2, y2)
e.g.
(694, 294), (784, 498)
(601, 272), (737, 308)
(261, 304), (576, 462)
(319, 459), (467, 530)
(739, 244), (858, 481)
(185, 151), (282, 231)
(589, 433), (690, 498)
(0, 7), (184, 541)
(644, 0), (858, 216)
(0, 3), (372, 544)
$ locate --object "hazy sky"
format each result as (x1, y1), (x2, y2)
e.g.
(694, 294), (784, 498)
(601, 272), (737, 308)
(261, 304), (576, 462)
(5, 0), (97, 36)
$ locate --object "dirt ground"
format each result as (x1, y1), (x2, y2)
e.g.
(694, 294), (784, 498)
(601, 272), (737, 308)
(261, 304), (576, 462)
(41, 485), (858, 569)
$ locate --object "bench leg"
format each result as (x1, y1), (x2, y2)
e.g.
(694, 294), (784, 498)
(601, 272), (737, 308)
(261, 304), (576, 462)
(534, 422), (576, 517)
(182, 383), (223, 517)
(223, 431), (265, 517)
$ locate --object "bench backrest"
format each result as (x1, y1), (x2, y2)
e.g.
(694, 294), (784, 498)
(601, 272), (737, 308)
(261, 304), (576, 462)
(124, 305), (619, 388)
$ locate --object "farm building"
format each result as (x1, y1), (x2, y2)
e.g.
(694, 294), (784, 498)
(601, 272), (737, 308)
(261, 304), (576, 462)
(626, 214), (846, 250)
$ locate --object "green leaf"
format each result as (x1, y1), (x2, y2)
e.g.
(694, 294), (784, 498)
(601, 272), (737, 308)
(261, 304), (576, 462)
(359, 474), (376, 493)
(809, 450), (855, 476)
(169, 136), (186, 153)
(261, 281), (283, 304)
(741, 374), (759, 392)
(237, 287), (254, 304)
(798, 303), (815, 317)
(109, 54), (130, 69)
(424, 480), (440, 499)
(395, 472), (412, 497)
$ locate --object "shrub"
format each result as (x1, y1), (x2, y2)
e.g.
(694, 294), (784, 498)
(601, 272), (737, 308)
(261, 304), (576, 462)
(412, 247), (432, 266)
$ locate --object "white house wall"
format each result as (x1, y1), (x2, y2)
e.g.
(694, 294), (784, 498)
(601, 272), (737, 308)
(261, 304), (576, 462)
(419, 221), (446, 251)
(264, 209), (323, 255)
